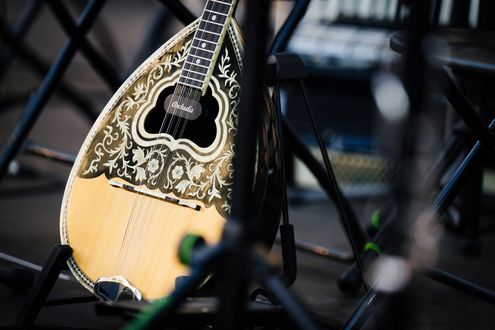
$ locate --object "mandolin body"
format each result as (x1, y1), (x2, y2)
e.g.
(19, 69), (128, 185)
(60, 19), (281, 300)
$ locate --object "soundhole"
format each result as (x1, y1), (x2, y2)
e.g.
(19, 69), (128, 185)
(144, 85), (219, 148)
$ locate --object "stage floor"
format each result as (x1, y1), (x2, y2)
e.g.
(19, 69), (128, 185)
(1, 132), (495, 329)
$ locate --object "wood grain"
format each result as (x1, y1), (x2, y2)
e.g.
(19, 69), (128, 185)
(66, 175), (224, 300)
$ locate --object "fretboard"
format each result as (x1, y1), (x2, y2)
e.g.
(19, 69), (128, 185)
(178, 0), (237, 94)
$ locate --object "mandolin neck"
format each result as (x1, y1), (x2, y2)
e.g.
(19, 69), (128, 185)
(178, 0), (238, 95)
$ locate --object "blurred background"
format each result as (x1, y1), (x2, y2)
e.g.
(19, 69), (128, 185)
(1, 0), (495, 329)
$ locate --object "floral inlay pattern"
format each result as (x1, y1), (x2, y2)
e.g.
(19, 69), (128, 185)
(79, 35), (242, 217)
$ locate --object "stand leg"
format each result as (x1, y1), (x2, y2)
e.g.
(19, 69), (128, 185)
(283, 120), (368, 250)
(458, 161), (483, 255)
(424, 267), (495, 304)
(0, 0), (43, 81)
(125, 243), (224, 330)
(0, 18), (98, 121)
(16, 244), (72, 325)
(47, 0), (120, 91)
(256, 259), (318, 330)
(343, 289), (378, 330)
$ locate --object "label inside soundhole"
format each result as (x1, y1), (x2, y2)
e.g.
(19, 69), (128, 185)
(164, 94), (202, 120)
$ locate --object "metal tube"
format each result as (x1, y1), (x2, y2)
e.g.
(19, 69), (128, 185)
(0, 16), (97, 121)
(47, 0), (120, 91)
(0, 0), (106, 182)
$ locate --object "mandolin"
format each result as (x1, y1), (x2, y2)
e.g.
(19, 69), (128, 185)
(60, 0), (281, 300)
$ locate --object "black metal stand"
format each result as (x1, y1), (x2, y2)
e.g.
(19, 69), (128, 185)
(339, 32), (495, 299)
(15, 245), (73, 326)
(337, 2), (495, 328)
(0, 1), (98, 121)
(121, 1), (322, 329)
(267, 0), (369, 264)
(0, 0), (107, 183)
(161, 0), (367, 268)
(2, 0), (367, 328)
(338, 115), (495, 293)
(0, 3), (117, 325)
(0, 0), (42, 82)
(45, 0), (121, 91)
(0, 244), (97, 330)
(285, 66), (371, 289)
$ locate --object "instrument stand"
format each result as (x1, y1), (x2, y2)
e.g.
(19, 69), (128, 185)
(0, 0), (122, 183)
(0, 1), (122, 311)
(0, 244), (96, 330)
(4, 1), (364, 328)
(126, 47), (376, 328)
(268, 53), (368, 271)
(162, 0), (369, 259)
(336, 11), (495, 330)
(0, 1), (99, 120)
(339, 32), (495, 294)
(121, 1), (323, 329)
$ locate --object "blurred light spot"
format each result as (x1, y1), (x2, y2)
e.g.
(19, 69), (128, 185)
(372, 73), (409, 122)
(371, 255), (411, 293)
(410, 210), (442, 269)
(8, 160), (19, 176)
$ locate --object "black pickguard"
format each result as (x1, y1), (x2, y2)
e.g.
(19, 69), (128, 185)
(144, 85), (219, 149)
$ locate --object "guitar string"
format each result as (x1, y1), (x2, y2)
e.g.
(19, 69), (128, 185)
(114, 88), (196, 274)
(128, 0), (231, 281)
(113, 36), (202, 274)
(116, 0), (228, 278)
(115, 0), (225, 278)
(114, 88), (195, 274)
(129, 1), (225, 278)
(113, 1), (219, 274)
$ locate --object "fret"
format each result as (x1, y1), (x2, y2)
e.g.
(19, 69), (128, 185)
(202, 19), (223, 27)
(197, 28), (221, 36)
(192, 45), (214, 54)
(181, 68), (207, 80)
(205, 1), (229, 14)
(178, 77), (203, 89)
(192, 39), (216, 53)
(180, 75), (205, 84)
(198, 21), (224, 35)
(185, 60), (210, 70)
(183, 64), (208, 77)
(204, 9), (228, 19)
(189, 48), (214, 61)
(212, 0), (231, 6)
(194, 38), (217, 47)
(201, 11), (227, 26)
(195, 30), (220, 44)
(184, 53), (211, 68)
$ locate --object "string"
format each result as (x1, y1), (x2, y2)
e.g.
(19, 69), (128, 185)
(127, 0), (225, 274)
(126, 0), (230, 276)
(113, 1), (218, 273)
(113, 0), (231, 280)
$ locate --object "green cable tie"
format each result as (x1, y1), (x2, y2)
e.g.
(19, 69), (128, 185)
(370, 210), (381, 231)
(179, 234), (200, 266)
(363, 242), (381, 255)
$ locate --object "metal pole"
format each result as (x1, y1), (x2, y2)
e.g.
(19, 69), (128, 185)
(217, 0), (271, 328)
(0, 0), (106, 182)
(46, 0), (120, 91)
